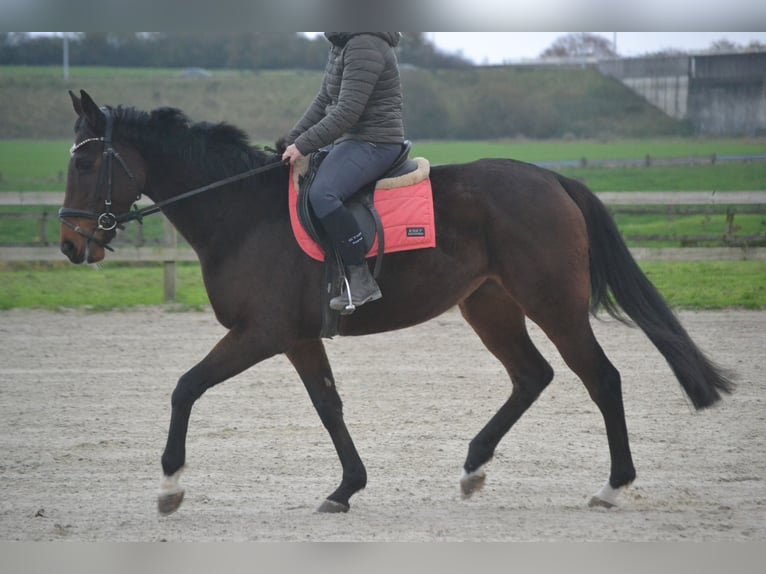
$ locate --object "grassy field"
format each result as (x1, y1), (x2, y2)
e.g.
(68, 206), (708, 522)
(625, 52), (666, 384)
(1, 65), (687, 140)
(0, 140), (71, 191)
(1, 260), (763, 311)
(2, 138), (766, 192)
(0, 263), (209, 310)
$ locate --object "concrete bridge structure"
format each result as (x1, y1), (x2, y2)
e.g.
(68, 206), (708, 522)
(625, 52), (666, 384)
(598, 52), (766, 135)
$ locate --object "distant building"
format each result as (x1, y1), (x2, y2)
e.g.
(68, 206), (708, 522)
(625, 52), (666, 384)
(598, 52), (766, 135)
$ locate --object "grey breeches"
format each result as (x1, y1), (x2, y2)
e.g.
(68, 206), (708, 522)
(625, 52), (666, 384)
(309, 139), (402, 219)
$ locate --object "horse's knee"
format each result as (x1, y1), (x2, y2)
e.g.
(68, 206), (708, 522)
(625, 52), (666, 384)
(171, 371), (206, 409)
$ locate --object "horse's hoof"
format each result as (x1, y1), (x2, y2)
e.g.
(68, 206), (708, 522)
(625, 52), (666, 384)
(588, 495), (616, 509)
(316, 499), (349, 513)
(460, 468), (486, 499)
(588, 480), (622, 509)
(157, 490), (185, 515)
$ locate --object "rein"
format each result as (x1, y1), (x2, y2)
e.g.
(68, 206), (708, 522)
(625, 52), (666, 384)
(116, 158), (288, 225)
(59, 107), (288, 251)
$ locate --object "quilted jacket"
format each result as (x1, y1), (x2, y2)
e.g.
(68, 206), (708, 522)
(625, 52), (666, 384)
(286, 32), (405, 154)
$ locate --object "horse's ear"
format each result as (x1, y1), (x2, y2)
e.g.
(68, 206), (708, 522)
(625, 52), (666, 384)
(79, 89), (106, 135)
(69, 90), (83, 117)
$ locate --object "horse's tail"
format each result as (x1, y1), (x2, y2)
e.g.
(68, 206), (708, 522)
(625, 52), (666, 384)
(556, 174), (734, 409)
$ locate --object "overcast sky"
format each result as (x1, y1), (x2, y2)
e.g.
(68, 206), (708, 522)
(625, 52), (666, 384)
(428, 32), (766, 63)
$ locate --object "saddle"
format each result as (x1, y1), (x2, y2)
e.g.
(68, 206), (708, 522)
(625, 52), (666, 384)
(291, 141), (431, 338)
(296, 141), (419, 277)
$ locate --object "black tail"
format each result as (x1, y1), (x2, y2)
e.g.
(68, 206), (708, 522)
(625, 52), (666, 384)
(557, 175), (734, 409)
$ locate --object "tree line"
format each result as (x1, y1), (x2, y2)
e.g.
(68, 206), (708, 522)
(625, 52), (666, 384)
(0, 32), (472, 70)
(3, 33), (763, 70)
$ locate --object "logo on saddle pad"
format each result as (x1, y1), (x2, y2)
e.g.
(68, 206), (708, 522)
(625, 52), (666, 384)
(288, 156), (436, 263)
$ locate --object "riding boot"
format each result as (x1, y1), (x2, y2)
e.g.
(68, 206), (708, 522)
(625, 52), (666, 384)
(319, 206), (382, 313)
(330, 263), (382, 313)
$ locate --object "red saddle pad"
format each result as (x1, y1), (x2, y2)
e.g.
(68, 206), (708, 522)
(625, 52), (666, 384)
(288, 165), (436, 262)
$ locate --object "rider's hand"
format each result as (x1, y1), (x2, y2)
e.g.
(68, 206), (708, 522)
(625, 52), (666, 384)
(282, 143), (305, 166)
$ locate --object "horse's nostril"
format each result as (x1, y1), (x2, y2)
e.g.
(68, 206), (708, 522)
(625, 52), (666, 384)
(61, 240), (76, 259)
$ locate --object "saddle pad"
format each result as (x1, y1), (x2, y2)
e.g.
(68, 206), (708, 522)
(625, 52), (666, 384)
(288, 159), (436, 262)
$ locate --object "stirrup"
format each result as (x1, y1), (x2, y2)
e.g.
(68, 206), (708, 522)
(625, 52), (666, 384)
(339, 274), (356, 314)
(330, 272), (382, 315)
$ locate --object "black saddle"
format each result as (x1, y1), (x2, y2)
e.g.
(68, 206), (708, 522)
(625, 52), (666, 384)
(296, 140), (416, 338)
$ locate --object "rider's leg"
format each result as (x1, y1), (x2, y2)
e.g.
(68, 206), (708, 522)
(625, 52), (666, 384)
(309, 140), (400, 312)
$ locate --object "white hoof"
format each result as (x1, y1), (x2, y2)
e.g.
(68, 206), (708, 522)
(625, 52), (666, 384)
(588, 481), (622, 508)
(460, 467), (487, 499)
(158, 467), (186, 515)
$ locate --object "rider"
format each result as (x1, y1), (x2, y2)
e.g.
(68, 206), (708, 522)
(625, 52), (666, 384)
(282, 32), (405, 312)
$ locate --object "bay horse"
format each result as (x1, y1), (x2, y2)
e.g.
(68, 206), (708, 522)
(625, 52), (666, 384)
(60, 89), (733, 515)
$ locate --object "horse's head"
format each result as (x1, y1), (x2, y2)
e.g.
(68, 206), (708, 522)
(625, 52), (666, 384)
(60, 90), (146, 263)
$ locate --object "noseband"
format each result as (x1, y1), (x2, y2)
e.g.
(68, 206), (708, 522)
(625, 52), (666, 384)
(58, 107), (140, 252)
(59, 107), (288, 253)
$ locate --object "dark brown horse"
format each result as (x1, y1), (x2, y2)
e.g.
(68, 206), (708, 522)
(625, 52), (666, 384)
(60, 90), (733, 515)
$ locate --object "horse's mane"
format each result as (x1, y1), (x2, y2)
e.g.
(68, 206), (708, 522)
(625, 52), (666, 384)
(103, 105), (279, 181)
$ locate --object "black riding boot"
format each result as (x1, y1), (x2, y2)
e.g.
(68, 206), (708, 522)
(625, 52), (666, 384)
(319, 206), (382, 313)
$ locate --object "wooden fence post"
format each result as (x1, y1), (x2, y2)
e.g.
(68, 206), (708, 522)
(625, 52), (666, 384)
(725, 208), (735, 242)
(163, 215), (177, 302)
(38, 211), (49, 245)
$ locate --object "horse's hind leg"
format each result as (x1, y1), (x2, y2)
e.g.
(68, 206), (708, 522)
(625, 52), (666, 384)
(532, 307), (636, 508)
(286, 338), (366, 513)
(458, 280), (554, 498)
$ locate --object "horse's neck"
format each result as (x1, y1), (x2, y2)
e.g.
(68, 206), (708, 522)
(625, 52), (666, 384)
(144, 165), (288, 257)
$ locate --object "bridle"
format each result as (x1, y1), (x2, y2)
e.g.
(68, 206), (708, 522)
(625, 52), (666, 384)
(58, 107), (140, 251)
(58, 106), (288, 252)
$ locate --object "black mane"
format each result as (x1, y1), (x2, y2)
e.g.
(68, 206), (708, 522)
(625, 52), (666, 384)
(104, 105), (279, 182)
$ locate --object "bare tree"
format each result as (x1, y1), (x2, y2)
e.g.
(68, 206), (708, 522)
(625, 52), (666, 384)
(540, 33), (617, 59)
(708, 38), (740, 53)
(645, 48), (688, 57)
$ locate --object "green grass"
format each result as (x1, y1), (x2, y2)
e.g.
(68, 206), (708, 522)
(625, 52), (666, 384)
(641, 262), (766, 309)
(1, 261), (763, 311)
(0, 205), (167, 245)
(0, 263), (209, 310)
(0, 67), (324, 140)
(0, 140), (71, 191)
(613, 211), (766, 247)
(558, 164), (766, 192)
(413, 138), (766, 165)
(2, 138), (765, 192)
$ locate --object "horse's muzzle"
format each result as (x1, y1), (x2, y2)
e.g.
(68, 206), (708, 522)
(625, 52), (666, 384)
(59, 230), (109, 264)
(60, 238), (86, 264)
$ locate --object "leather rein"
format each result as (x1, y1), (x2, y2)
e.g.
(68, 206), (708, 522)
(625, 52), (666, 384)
(58, 107), (287, 252)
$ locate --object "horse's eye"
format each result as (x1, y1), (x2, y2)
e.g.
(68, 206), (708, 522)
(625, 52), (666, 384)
(75, 156), (95, 172)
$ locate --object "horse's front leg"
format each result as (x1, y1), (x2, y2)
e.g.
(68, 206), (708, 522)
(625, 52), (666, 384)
(286, 339), (367, 513)
(158, 327), (281, 515)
